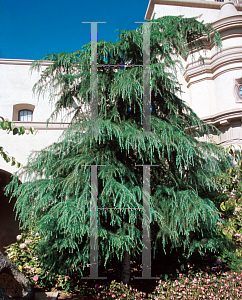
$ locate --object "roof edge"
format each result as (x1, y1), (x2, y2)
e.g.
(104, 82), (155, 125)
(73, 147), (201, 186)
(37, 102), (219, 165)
(0, 58), (52, 66)
(145, 0), (242, 20)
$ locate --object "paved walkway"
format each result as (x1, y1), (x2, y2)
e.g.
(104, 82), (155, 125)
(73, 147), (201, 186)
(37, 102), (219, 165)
(35, 292), (58, 300)
(34, 291), (97, 300)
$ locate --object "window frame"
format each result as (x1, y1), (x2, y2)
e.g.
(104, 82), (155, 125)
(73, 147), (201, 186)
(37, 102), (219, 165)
(18, 109), (33, 122)
(12, 104), (35, 122)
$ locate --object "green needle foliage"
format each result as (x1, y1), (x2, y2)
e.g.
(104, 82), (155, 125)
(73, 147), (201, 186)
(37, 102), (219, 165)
(6, 16), (231, 278)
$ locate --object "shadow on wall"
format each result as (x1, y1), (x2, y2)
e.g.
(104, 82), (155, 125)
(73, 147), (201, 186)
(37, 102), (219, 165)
(0, 170), (21, 254)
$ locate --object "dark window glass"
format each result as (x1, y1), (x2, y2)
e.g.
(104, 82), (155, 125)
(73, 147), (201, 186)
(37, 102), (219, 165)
(18, 110), (33, 121)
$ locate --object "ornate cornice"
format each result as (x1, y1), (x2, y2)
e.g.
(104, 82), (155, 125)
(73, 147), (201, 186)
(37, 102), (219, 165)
(184, 12), (242, 86)
(145, 0), (242, 20)
(201, 108), (242, 126)
(188, 15), (242, 52)
(185, 46), (242, 86)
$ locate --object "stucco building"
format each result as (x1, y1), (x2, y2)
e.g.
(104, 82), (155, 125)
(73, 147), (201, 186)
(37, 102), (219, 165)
(0, 0), (242, 253)
(146, 0), (242, 147)
(0, 59), (69, 252)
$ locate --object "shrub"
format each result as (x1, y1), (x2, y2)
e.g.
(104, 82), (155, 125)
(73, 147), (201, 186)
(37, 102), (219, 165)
(214, 146), (242, 271)
(4, 228), (72, 292)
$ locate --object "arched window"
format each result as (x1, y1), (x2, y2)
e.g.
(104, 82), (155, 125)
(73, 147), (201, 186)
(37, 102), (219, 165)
(18, 110), (33, 121)
(12, 104), (35, 121)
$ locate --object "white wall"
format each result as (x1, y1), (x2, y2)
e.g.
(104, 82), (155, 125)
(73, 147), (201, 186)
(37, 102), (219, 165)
(0, 59), (68, 174)
(147, 0), (242, 146)
(153, 3), (220, 23)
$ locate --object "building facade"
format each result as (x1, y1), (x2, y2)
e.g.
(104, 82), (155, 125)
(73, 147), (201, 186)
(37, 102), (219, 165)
(0, 0), (242, 252)
(0, 59), (69, 252)
(146, 0), (242, 147)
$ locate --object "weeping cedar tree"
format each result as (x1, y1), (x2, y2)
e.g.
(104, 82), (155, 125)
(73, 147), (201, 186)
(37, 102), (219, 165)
(6, 16), (232, 284)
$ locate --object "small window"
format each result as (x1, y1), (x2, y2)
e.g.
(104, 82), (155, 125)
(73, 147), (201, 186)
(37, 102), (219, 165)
(234, 79), (242, 103)
(239, 85), (242, 99)
(18, 110), (33, 121)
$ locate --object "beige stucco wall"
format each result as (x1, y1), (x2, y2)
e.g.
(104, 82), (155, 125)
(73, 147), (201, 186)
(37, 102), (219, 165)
(147, 0), (242, 147)
(0, 59), (52, 122)
(185, 13), (242, 118)
(0, 59), (70, 174)
(0, 129), (66, 174)
(152, 3), (220, 23)
(0, 60), (74, 252)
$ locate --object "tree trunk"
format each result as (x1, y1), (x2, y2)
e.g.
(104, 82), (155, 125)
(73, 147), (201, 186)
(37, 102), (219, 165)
(121, 251), (131, 285)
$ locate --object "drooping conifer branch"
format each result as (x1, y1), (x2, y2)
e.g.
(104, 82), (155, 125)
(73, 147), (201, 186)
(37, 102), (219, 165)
(6, 16), (232, 281)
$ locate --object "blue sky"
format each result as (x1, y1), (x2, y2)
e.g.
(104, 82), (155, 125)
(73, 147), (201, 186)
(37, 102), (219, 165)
(0, 0), (149, 60)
